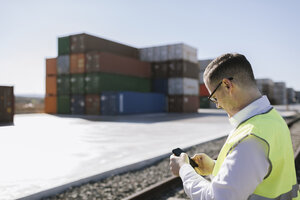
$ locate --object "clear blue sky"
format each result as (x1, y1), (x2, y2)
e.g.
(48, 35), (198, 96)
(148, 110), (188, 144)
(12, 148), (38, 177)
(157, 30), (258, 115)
(0, 0), (299, 95)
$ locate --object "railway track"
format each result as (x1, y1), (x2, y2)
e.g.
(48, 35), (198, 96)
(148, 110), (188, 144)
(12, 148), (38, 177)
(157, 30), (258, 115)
(123, 114), (300, 200)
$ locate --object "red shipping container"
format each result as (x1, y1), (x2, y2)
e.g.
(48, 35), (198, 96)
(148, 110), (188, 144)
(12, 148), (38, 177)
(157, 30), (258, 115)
(46, 58), (57, 76)
(85, 95), (100, 115)
(199, 84), (210, 97)
(46, 76), (57, 96)
(168, 95), (199, 113)
(86, 52), (151, 78)
(45, 96), (57, 114)
(70, 53), (85, 74)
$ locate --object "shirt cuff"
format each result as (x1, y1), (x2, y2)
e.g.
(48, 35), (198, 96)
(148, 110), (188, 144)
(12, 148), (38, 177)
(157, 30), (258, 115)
(179, 163), (196, 178)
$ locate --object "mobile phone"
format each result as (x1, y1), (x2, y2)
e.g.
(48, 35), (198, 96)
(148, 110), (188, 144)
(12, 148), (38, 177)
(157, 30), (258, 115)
(172, 148), (198, 168)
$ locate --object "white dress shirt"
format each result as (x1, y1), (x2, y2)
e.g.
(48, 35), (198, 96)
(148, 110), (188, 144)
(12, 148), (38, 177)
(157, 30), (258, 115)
(179, 95), (272, 200)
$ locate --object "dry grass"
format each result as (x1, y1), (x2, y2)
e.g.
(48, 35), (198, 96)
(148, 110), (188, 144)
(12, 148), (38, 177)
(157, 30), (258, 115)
(15, 96), (44, 114)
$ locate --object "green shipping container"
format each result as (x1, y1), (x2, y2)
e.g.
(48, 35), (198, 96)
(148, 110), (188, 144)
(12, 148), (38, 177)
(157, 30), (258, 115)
(57, 95), (70, 114)
(58, 36), (70, 55)
(85, 73), (151, 94)
(71, 74), (85, 94)
(199, 97), (210, 108)
(57, 75), (70, 95)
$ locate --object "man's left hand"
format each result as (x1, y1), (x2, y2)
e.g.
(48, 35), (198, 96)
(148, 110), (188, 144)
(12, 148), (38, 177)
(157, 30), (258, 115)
(169, 153), (190, 176)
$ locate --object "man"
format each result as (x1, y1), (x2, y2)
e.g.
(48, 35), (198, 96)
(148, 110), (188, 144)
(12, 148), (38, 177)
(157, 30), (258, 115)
(170, 53), (299, 200)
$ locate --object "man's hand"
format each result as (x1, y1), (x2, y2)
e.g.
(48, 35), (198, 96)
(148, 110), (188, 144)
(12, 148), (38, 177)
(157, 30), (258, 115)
(169, 153), (190, 176)
(192, 153), (215, 176)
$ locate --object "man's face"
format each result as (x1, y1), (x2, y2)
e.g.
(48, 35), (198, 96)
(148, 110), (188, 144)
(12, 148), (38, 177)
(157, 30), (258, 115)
(205, 79), (234, 116)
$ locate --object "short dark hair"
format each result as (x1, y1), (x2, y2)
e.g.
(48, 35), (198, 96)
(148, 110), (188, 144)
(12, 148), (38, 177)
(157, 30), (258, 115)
(204, 53), (256, 88)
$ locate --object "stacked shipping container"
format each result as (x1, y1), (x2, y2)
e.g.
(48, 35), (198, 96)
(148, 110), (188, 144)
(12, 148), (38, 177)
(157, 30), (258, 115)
(198, 59), (215, 109)
(287, 88), (296, 104)
(0, 86), (14, 123)
(256, 79), (275, 104)
(45, 33), (166, 115)
(45, 58), (57, 114)
(139, 44), (199, 112)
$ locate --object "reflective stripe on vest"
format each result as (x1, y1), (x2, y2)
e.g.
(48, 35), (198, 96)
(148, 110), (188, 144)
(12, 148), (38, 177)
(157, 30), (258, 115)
(248, 184), (299, 200)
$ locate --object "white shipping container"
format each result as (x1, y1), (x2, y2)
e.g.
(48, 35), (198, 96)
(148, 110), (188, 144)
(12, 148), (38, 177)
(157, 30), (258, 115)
(167, 44), (177, 61)
(183, 44), (198, 63)
(153, 47), (161, 62)
(140, 43), (197, 63)
(168, 78), (199, 95)
(160, 46), (168, 61)
(139, 49), (147, 61)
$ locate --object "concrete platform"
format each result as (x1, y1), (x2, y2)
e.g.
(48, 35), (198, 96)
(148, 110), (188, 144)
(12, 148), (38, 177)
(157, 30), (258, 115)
(0, 107), (298, 200)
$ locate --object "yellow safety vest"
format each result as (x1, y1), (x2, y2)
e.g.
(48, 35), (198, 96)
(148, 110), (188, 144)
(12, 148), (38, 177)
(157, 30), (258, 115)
(212, 108), (300, 199)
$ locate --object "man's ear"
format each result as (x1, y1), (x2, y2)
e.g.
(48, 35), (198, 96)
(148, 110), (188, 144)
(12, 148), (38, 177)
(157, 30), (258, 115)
(223, 78), (233, 90)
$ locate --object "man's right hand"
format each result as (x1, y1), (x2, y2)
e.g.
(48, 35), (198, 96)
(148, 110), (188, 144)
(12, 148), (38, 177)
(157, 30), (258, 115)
(192, 153), (215, 176)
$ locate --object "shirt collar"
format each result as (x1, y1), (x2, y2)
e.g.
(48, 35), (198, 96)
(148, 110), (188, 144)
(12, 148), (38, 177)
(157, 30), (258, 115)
(229, 95), (272, 128)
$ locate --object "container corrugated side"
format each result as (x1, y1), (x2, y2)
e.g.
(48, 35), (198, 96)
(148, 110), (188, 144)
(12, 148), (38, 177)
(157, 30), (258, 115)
(70, 33), (139, 59)
(70, 74), (85, 95)
(85, 52), (151, 78)
(71, 95), (85, 114)
(168, 78), (199, 95)
(57, 95), (70, 114)
(85, 73), (151, 94)
(0, 86), (14, 123)
(101, 91), (166, 115)
(57, 75), (70, 95)
(45, 96), (57, 114)
(140, 44), (198, 63)
(168, 95), (199, 113)
(168, 44), (198, 63)
(199, 71), (204, 83)
(151, 62), (169, 78)
(273, 82), (287, 105)
(152, 78), (168, 94)
(168, 60), (199, 79)
(138, 47), (154, 61)
(58, 36), (70, 55)
(46, 58), (57, 76)
(199, 84), (209, 97)
(256, 79), (275, 103)
(46, 75), (57, 96)
(57, 55), (70, 75)
(85, 95), (100, 115)
(70, 53), (85, 74)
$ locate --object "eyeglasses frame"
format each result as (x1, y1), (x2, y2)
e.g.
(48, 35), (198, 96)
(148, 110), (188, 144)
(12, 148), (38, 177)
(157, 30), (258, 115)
(208, 77), (233, 103)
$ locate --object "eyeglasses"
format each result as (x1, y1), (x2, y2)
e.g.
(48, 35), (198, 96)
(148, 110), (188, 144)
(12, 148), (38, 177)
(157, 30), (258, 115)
(208, 77), (233, 103)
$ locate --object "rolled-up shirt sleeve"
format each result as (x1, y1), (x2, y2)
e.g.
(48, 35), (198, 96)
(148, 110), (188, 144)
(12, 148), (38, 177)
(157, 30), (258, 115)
(179, 136), (270, 200)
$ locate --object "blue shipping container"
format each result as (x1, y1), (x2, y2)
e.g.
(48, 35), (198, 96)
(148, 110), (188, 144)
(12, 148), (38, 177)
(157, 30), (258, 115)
(101, 92), (167, 115)
(152, 78), (168, 94)
(71, 95), (85, 114)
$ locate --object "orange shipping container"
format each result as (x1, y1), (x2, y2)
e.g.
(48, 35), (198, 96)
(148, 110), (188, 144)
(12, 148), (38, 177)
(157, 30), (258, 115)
(46, 76), (57, 96)
(199, 84), (210, 97)
(70, 53), (85, 74)
(45, 96), (57, 114)
(46, 58), (57, 76)
(86, 52), (151, 78)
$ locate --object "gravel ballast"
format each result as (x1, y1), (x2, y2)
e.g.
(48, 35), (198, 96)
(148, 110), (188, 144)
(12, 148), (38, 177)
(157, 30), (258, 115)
(44, 137), (226, 200)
